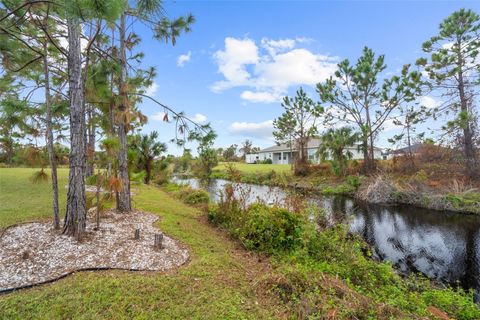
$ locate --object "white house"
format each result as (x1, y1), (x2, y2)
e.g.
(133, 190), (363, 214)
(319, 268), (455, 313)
(245, 153), (260, 164)
(249, 138), (383, 164)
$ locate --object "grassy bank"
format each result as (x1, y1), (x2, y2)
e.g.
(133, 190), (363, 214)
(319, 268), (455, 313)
(0, 168), (286, 319)
(210, 162), (480, 213)
(211, 162), (359, 196)
(213, 162), (292, 175)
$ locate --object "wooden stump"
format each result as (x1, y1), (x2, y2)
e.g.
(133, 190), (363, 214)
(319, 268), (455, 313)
(134, 228), (140, 240)
(154, 233), (163, 250)
(21, 251), (30, 260)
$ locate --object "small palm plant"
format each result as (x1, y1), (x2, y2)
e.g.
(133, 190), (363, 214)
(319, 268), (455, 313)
(319, 127), (359, 176)
(132, 131), (167, 184)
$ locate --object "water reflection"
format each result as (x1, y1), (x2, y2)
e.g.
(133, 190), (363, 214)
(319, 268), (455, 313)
(173, 178), (480, 293)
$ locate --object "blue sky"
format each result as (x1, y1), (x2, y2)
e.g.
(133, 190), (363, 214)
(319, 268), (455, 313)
(132, 0), (480, 155)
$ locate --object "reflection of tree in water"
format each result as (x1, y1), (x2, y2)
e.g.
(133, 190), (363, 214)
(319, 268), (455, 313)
(351, 201), (480, 293)
(464, 228), (479, 299)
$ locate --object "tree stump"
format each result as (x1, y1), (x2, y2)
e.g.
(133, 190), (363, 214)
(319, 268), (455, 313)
(134, 229), (140, 240)
(154, 233), (163, 250)
(21, 251), (30, 260)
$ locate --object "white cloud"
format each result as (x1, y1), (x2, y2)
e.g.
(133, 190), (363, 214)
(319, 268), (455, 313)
(295, 36), (314, 44)
(211, 37), (338, 103)
(261, 38), (295, 56)
(191, 113), (207, 123)
(382, 118), (400, 131)
(151, 111), (168, 122)
(254, 49), (338, 89)
(420, 95), (440, 109)
(211, 37), (259, 92)
(145, 82), (159, 97)
(240, 90), (282, 103)
(177, 51), (192, 67)
(230, 120), (274, 139)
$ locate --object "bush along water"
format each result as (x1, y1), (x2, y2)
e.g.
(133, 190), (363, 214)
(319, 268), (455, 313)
(206, 183), (480, 319)
(163, 182), (210, 207)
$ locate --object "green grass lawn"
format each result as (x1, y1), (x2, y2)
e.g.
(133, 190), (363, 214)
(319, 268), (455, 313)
(0, 168), (69, 229)
(214, 162), (291, 175)
(0, 168), (285, 319)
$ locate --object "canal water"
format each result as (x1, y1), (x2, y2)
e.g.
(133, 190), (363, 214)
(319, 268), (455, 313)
(174, 178), (480, 296)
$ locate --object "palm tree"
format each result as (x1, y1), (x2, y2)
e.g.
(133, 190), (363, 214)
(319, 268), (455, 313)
(319, 127), (359, 176)
(134, 131), (167, 184)
(239, 139), (253, 160)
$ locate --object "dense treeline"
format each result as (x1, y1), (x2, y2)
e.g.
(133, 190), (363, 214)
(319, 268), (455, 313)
(0, 0), (211, 238)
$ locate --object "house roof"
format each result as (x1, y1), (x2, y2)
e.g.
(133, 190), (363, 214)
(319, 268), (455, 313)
(259, 138), (383, 153)
(259, 138), (322, 153)
(391, 143), (429, 155)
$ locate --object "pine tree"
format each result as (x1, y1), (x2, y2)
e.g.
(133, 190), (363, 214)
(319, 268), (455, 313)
(417, 9), (480, 178)
(273, 88), (322, 175)
(317, 47), (423, 173)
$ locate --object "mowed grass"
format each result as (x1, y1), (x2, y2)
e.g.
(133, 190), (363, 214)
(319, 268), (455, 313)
(214, 162), (291, 175)
(0, 168), (69, 229)
(0, 168), (285, 319)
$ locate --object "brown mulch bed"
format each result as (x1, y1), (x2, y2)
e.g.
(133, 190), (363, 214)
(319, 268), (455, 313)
(0, 210), (189, 292)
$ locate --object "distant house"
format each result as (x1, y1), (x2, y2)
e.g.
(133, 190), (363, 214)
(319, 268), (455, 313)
(245, 153), (260, 164)
(384, 143), (431, 159)
(392, 143), (427, 156)
(248, 138), (383, 164)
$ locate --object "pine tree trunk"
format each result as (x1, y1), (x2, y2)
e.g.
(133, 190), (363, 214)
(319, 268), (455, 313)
(107, 28), (116, 178)
(43, 41), (60, 230)
(63, 16), (86, 239)
(457, 52), (478, 179)
(362, 137), (370, 173)
(365, 106), (375, 172)
(86, 105), (95, 177)
(117, 13), (131, 212)
(369, 132), (375, 171)
(406, 121), (415, 169)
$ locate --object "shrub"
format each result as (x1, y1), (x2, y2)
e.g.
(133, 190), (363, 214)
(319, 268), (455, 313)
(154, 170), (171, 185)
(209, 203), (304, 254)
(346, 175), (364, 189)
(176, 188), (210, 205)
(272, 172), (292, 187)
(416, 144), (450, 164)
(239, 204), (303, 253)
(163, 182), (184, 193)
(322, 184), (355, 195)
(294, 162), (310, 176)
(410, 169), (428, 184)
(209, 171), (227, 179)
(310, 163), (332, 176)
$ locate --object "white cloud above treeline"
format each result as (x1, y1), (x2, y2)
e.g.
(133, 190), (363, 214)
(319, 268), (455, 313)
(177, 51), (192, 67)
(230, 120), (273, 138)
(211, 36), (338, 103)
